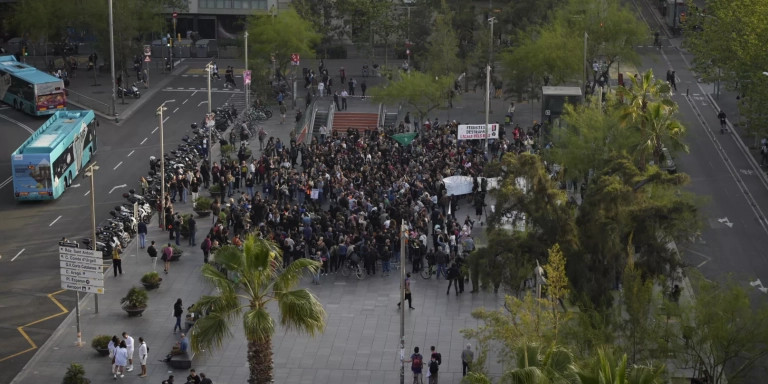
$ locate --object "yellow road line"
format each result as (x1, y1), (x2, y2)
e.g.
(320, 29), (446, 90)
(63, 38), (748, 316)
(0, 290), (69, 363)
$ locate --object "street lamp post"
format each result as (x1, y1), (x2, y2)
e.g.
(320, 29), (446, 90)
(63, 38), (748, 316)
(583, 32), (589, 93)
(84, 162), (100, 314)
(485, 17), (496, 153)
(205, 62), (213, 173)
(399, 220), (407, 384)
(245, 32), (249, 109)
(157, 100), (176, 230)
(108, 0), (116, 118)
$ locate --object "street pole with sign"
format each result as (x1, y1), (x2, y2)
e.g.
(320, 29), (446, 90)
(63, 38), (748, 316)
(84, 162), (100, 314)
(399, 220), (407, 384)
(60, 246), (104, 346)
(205, 61), (213, 173)
(157, 100), (175, 230)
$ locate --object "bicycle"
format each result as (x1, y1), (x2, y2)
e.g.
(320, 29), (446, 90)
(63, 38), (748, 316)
(420, 263), (437, 279)
(340, 257), (365, 279)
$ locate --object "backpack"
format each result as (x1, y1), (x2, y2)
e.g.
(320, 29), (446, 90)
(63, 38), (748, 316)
(429, 360), (439, 375)
(411, 354), (423, 371)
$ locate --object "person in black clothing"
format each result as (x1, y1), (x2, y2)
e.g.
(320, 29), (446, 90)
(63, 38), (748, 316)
(173, 299), (183, 333)
(333, 91), (340, 111)
(718, 110), (728, 134)
(446, 262), (460, 295)
(199, 373), (212, 384)
(188, 216), (197, 246)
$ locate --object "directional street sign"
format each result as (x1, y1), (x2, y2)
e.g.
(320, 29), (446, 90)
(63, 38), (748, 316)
(59, 253), (103, 265)
(61, 282), (104, 294)
(59, 245), (104, 294)
(60, 246), (101, 258)
(61, 274), (104, 287)
(60, 260), (103, 272)
(60, 267), (104, 279)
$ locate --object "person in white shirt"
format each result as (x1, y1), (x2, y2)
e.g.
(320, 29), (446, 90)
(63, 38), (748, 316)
(138, 337), (148, 377)
(122, 332), (135, 372)
(114, 340), (129, 379)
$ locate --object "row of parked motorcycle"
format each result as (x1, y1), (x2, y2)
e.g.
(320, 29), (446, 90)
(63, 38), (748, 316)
(58, 190), (153, 259)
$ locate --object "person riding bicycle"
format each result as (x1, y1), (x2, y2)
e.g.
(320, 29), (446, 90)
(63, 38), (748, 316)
(718, 110), (728, 133)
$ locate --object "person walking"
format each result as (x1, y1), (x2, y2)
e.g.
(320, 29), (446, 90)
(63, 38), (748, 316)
(280, 103), (287, 124)
(402, 346), (424, 384)
(162, 243), (173, 274)
(361, 80), (367, 99)
(461, 343), (474, 376)
(173, 214), (182, 246)
(114, 340), (128, 379)
(446, 262), (460, 295)
(112, 245), (123, 277)
(138, 337), (148, 377)
(122, 332), (135, 372)
(137, 221), (147, 249)
(188, 216), (197, 246)
(201, 235), (212, 264)
(333, 91), (340, 111)
(341, 89), (348, 110)
(397, 273), (415, 309)
(200, 373), (212, 384)
(147, 240), (158, 271)
(427, 354), (439, 384)
(173, 298), (184, 333)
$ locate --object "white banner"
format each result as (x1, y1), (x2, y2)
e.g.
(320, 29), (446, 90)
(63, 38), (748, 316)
(458, 124), (499, 140)
(442, 176), (500, 196)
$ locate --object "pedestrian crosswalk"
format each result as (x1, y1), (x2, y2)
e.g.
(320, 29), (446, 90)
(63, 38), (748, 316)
(162, 87), (243, 93)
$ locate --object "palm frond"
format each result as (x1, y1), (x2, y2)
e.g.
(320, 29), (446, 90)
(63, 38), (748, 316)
(242, 307), (276, 343)
(277, 289), (326, 336)
(500, 366), (546, 384)
(190, 311), (235, 353)
(212, 245), (245, 272)
(274, 257), (321, 295)
(200, 263), (236, 291)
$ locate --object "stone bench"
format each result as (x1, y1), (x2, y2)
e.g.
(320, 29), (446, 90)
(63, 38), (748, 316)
(168, 350), (195, 370)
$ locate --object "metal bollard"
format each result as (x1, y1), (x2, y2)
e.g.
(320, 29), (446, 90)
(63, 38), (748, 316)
(115, 113), (119, 123)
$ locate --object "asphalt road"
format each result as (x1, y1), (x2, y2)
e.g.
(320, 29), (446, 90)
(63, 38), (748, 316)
(0, 72), (240, 383)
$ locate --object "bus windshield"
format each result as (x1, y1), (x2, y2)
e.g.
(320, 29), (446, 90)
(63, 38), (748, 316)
(11, 110), (97, 200)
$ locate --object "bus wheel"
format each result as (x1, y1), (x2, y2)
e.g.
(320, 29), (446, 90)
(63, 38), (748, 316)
(65, 174), (71, 188)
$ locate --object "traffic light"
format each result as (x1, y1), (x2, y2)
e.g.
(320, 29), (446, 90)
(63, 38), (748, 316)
(22, 44), (28, 56)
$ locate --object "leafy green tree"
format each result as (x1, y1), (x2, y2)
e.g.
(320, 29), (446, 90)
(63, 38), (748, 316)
(292, 0), (345, 47)
(684, 0), (768, 140)
(620, 248), (655, 364)
(633, 101), (687, 167)
(470, 230), (537, 295)
(190, 235), (326, 384)
(543, 244), (569, 341)
(10, 0), (69, 57)
(334, 0), (393, 57)
(246, 8), (321, 76)
(425, 6), (461, 77)
(675, 275), (768, 384)
(368, 71), (453, 123)
(487, 153), (579, 253)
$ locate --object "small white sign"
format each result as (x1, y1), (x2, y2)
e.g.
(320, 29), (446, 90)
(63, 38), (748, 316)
(60, 260), (103, 272)
(59, 246), (102, 258)
(458, 124), (499, 140)
(61, 275), (104, 287)
(60, 268), (104, 279)
(61, 281), (105, 294)
(59, 253), (103, 265)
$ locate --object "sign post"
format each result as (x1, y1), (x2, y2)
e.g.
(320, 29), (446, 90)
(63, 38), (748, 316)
(59, 245), (104, 347)
(457, 123), (499, 140)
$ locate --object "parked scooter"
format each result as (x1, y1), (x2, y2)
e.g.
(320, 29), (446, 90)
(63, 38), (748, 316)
(117, 82), (141, 98)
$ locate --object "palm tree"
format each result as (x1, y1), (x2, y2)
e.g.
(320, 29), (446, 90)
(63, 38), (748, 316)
(189, 235), (326, 384)
(618, 69), (673, 121)
(634, 101), (688, 166)
(576, 348), (665, 384)
(499, 343), (580, 384)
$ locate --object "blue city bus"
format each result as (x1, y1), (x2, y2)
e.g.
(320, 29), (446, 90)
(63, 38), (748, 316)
(0, 55), (66, 116)
(11, 110), (97, 200)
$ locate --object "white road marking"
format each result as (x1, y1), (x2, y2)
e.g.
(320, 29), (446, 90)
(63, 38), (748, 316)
(0, 176), (12, 189)
(84, 190), (90, 196)
(49, 215), (62, 227)
(140, 137), (148, 145)
(109, 184), (127, 194)
(191, 91), (198, 96)
(198, 101), (207, 107)
(173, 107), (179, 113)
(182, 99), (188, 104)
(151, 127), (158, 134)
(0, 113), (34, 134)
(163, 116), (169, 123)
(127, 150), (135, 157)
(11, 249), (25, 262)
(113, 161), (123, 170)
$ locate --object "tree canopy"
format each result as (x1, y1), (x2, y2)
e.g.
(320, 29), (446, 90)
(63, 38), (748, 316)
(368, 70), (453, 122)
(246, 8), (321, 74)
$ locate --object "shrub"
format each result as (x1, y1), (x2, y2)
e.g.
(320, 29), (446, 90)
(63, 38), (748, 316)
(91, 335), (111, 349)
(120, 286), (149, 308)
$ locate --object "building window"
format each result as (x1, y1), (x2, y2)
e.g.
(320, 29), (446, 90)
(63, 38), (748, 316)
(251, 0), (267, 10)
